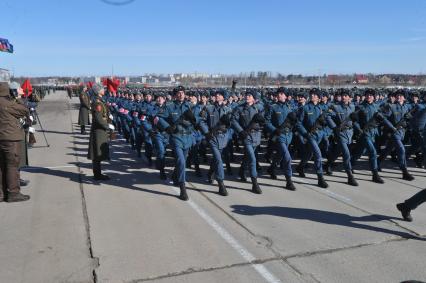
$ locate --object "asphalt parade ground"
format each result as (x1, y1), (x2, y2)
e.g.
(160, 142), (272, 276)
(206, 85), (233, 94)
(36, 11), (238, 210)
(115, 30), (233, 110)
(0, 91), (425, 283)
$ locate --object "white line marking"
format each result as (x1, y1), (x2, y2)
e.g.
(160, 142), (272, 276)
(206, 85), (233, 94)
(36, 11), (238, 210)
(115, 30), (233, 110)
(23, 165), (76, 170)
(172, 187), (281, 283)
(292, 176), (352, 203)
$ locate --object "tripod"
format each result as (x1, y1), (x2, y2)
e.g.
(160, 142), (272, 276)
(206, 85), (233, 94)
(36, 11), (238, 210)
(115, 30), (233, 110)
(31, 109), (50, 147)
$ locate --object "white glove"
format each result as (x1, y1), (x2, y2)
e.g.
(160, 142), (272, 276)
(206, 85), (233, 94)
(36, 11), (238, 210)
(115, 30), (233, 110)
(108, 124), (115, 131)
(109, 114), (114, 120)
(30, 108), (35, 111)
(28, 127), (36, 133)
(29, 116), (34, 122)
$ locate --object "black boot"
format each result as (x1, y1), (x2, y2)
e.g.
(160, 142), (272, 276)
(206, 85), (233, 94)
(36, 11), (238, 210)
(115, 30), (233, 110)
(324, 162), (333, 176)
(396, 203), (413, 222)
(218, 180), (228, 196)
(239, 167), (247, 182)
(296, 164), (306, 178)
(6, 192), (30, 202)
(179, 182), (188, 201)
(285, 175), (296, 191)
(251, 177), (262, 194)
(347, 171), (359, 186)
(317, 174), (329, 188)
(402, 169), (415, 181)
(267, 164), (277, 180)
(372, 170), (384, 184)
(195, 164), (202, 177)
(94, 174), (110, 181)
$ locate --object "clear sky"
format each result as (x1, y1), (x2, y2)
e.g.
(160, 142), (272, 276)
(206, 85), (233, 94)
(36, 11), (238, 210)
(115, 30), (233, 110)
(1, 0), (426, 76)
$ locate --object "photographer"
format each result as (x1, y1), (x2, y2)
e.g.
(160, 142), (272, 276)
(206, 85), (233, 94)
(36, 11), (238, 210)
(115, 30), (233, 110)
(0, 82), (31, 202)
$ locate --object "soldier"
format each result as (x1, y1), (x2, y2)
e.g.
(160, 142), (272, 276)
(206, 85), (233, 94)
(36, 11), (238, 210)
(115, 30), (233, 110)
(231, 90), (264, 194)
(396, 189), (426, 222)
(0, 82), (30, 202)
(187, 91), (203, 176)
(199, 89), (233, 196)
(295, 88), (331, 188)
(351, 89), (385, 183)
(139, 92), (156, 164)
(265, 87), (297, 191)
(378, 90), (414, 181)
(78, 86), (90, 134)
(87, 84), (114, 180)
(157, 86), (196, 201)
(143, 92), (169, 180)
(325, 89), (359, 186)
(406, 92), (426, 168)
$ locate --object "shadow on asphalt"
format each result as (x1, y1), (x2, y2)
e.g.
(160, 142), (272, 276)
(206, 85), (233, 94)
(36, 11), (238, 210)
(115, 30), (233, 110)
(230, 205), (425, 240)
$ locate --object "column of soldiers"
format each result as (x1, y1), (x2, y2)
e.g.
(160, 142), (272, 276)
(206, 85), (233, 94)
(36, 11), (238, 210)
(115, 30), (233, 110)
(80, 84), (426, 219)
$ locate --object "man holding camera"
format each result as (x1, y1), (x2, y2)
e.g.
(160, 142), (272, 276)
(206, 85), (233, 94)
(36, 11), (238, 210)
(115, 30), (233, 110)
(0, 82), (31, 202)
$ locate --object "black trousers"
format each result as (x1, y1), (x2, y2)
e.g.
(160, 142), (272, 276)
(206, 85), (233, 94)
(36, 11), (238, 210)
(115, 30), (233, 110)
(404, 189), (426, 210)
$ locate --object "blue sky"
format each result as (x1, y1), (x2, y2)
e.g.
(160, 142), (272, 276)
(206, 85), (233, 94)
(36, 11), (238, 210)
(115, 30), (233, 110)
(1, 0), (426, 76)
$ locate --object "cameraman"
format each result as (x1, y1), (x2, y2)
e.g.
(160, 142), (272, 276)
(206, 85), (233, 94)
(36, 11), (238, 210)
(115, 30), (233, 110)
(0, 82), (30, 202)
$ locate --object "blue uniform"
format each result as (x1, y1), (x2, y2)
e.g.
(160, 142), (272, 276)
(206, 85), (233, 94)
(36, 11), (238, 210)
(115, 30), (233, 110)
(328, 102), (356, 172)
(351, 101), (382, 171)
(157, 100), (195, 184)
(231, 102), (264, 178)
(199, 102), (232, 181)
(265, 101), (294, 177)
(380, 102), (412, 170)
(296, 101), (331, 174)
(142, 103), (169, 175)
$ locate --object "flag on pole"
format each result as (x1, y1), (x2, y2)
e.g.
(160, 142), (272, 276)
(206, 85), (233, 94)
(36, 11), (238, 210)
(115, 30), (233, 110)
(21, 79), (33, 97)
(0, 38), (14, 53)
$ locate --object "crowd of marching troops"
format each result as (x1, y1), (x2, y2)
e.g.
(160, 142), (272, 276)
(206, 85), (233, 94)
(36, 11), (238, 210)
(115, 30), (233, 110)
(80, 84), (426, 209)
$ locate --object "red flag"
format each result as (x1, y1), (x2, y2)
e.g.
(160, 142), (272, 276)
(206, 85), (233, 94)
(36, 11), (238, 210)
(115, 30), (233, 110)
(21, 79), (33, 97)
(87, 81), (94, 88)
(102, 77), (108, 86)
(107, 78), (119, 93)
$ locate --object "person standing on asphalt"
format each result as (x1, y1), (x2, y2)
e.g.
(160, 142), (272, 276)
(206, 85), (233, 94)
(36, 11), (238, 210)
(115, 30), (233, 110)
(87, 84), (114, 180)
(0, 82), (31, 202)
(78, 86), (91, 134)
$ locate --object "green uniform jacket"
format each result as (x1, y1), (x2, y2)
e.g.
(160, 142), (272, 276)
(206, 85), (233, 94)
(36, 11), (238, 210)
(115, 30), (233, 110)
(87, 98), (110, 161)
(78, 92), (90, 126)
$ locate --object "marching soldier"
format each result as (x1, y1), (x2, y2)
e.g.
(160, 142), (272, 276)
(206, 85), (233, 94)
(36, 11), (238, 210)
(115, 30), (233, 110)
(378, 90), (415, 181)
(157, 86), (197, 201)
(295, 88), (332, 188)
(351, 89), (385, 183)
(265, 87), (297, 191)
(325, 89), (359, 186)
(199, 89), (233, 196)
(78, 86), (90, 134)
(87, 84), (114, 180)
(141, 92), (169, 180)
(231, 90), (264, 194)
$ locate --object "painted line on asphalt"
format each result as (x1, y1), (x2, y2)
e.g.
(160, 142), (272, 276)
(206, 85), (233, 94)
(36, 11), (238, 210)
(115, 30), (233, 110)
(23, 165), (76, 170)
(172, 187), (281, 283)
(292, 176), (353, 203)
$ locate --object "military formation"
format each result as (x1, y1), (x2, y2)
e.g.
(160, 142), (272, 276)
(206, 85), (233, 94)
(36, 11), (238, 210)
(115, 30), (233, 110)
(78, 83), (426, 210)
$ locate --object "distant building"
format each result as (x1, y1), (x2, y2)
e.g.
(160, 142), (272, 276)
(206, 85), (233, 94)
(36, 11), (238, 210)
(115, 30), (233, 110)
(355, 74), (368, 84)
